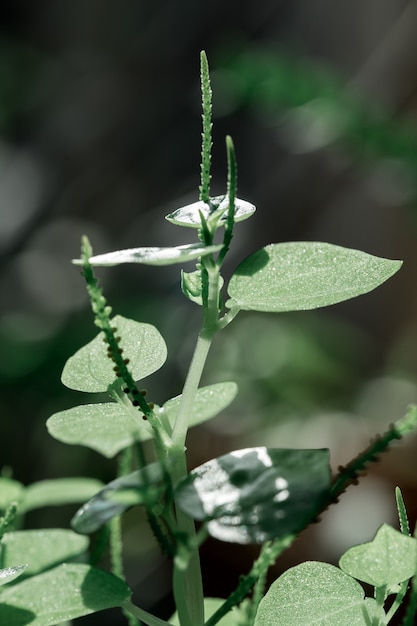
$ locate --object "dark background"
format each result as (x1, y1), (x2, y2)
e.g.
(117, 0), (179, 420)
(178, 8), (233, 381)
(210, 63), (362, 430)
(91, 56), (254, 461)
(2, 1), (417, 623)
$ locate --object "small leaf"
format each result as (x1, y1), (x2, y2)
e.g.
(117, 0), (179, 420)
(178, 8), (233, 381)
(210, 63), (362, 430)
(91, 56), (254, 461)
(181, 270), (224, 306)
(47, 403), (149, 459)
(339, 523), (417, 588)
(181, 269), (203, 305)
(21, 478), (104, 513)
(1, 530), (88, 578)
(0, 563), (131, 625)
(166, 195), (256, 228)
(0, 478), (24, 510)
(162, 382), (238, 432)
(72, 464), (163, 534)
(254, 561), (383, 626)
(0, 564), (27, 587)
(61, 315), (167, 392)
(227, 242), (402, 312)
(75, 243), (223, 267)
(175, 447), (330, 544)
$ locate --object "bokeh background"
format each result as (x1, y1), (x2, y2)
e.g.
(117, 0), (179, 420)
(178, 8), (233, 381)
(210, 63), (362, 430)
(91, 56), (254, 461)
(2, 1), (417, 623)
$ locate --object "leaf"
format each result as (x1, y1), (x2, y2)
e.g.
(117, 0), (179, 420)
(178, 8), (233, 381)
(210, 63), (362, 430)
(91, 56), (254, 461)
(0, 565), (27, 587)
(47, 383), (237, 458)
(165, 195), (256, 228)
(0, 563), (131, 625)
(0, 478), (24, 510)
(339, 523), (417, 588)
(170, 597), (245, 625)
(175, 447), (331, 544)
(61, 315), (167, 392)
(227, 242), (402, 312)
(162, 382), (238, 432)
(76, 243), (223, 266)
(47, 403), (149, 459)
(254, 561), (383, 626)
(1, 530), (88, 578)
(71, 464), (163, 534)
(181, 270), (224, 306)
(21, 478), (104, 513)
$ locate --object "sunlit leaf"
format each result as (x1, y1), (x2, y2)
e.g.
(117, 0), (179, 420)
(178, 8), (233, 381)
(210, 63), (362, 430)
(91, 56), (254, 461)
(75, 243), (222, 267)
(0, 563), (131, 625)
(227, 242), (402, 312)
(61, 315), (167, 392)
(255, 561), (383, 626)
(1, 530), (88, 578)
(339, 524), (417, 588)
(48, 383), (237, 458)
(72, 464), (163, 534)
(162, 382), (238, 433)
(166, 195), (255, 228)
(21, 478), (104, 513)
(0, 565), (27, 587)
(47, 403), (149, 459)
(175, 447), (330, 544)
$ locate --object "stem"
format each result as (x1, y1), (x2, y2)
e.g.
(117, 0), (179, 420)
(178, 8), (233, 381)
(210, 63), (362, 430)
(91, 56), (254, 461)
(171, 332), (212, 450)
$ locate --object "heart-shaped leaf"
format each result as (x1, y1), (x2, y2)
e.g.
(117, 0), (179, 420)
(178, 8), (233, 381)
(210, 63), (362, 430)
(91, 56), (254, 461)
(47, 402), (149, 458)
(0, 565), (27, 587)
(162, 382), (238, 433)
(72, 464), (163, 534)
(227, 242), (402, 312)
(21, 478), (104, 513)
(339, 523), (417, 588)
(61, 315), (167, 392)
(47, 383), (237, 458)
(175, 447), (331, 543)
(255, 561), (383, 626)
(0, 563), (131, 625)
(76, 243), (223, 267)
(1, 530), (88, 578)
(166, 195), (255, 228)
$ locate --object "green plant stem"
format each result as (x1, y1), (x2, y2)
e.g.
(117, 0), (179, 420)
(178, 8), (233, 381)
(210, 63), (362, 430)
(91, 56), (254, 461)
(169, 332), (212, 626)
(169, 265), (221, 626)
(122, 600), (171, 626)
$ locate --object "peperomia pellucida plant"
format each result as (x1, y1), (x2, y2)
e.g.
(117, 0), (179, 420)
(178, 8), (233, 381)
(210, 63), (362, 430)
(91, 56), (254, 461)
(1, 51), (417, 626)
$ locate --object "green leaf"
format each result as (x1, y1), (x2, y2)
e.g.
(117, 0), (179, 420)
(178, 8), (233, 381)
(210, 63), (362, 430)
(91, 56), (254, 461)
(61, 315), (167, 392)
(47, 403), (149, 459)
(1, 530), (88, 578)
(75, 243), (223, 267)
(181, 270), (224, 306)
(227, 242), (402, 312)
(71, 464), (163, 534)
(0, 563), (131, 625)
(339, 523), (417, 588)
(175, 447), (331, 544)
(0, 565), (27, 587)
(0, 478), (24, 510)
(48, 383), (237, 458)
(162, 382), (238, 432)
(254, 561), (384, 626)
(165, 195), (255, 228)
(21, 478), (104, 513)
(170, 597), (244, 625)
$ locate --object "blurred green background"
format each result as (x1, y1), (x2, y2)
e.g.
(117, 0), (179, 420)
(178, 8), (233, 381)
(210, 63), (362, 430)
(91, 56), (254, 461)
(2, 1), (417, 623)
